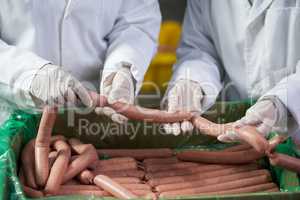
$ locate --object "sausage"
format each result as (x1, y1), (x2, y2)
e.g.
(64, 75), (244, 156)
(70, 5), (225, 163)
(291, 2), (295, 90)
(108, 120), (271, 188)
(48, 136), (67, 167)
(177, 149), (264, 164)
(196, 183), (278, 196)
(159, 175), (270, 198)
(77, 170), (146, 186)
(21, 139), (37, 189)
(23, 186), (44, 198)
(235, 126), (269, 154)
(222, 144), (252, 152)
(146, 164), (234, 179)
(35, 106), (57, 187)
(93, 169), (145, 179)
(90, 92), (192, 123)
(48, 151), (58, 168)
(143, 157), (178, 166)
(63, 144), (98, 183)
(50, 135), (66, 143)
(94, 161), (138, 172)
(131, 190), (157, 199)
(55, 189), (111, 197)
(269, 153), (300, 173)
(132, 190), (156, 198)
(192, 116), (269, 153)
(56, 188), (156, 198)
(112, 177), (142, 184)
(45, 140), (71, 194)
(192, 117), (232, 137)
(60, 185), (103, 191)
(77, 170), (95, 185)
(145, 162), (199, 173)
(69, 142), (95, 155)
(97, 148), (173, 160)
(148, 164), (259, 186)
(94, 175), (138, 199)
(64, 179), (81, 185)
(122, 184), (152, 191)
(19, 168), (44, 198)
(89, 157), (136, 170)
(155, 169), (271, 192)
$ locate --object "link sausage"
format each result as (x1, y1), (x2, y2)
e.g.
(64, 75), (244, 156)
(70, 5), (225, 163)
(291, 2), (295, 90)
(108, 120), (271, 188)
(159, 175), (270, 198)
(63, 144), (98, 183)
(177, 149), (264, 164)
(21, 139), (37, 189)
(192, 116), (269, 153)
(93, 169), (145, 179)
(269, 153), (300, 173)
(45, 140), (71, 194)
(148, 164), (260, 186)
(94, 175), (138, 199)
(35, 106), (57, 187)
(146, 164), (235, 179)
(90, 92), (192, 123)
(97, 148), (173, 160)
(155, 169), (271, 192)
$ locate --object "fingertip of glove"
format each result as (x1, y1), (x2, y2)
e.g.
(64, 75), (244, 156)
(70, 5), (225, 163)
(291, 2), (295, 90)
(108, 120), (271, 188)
(163, 124), (172, 135)
(111, 114), (128, 124)
(95, 107), (104, 115)
(172, 123), (181, 136)
(181, 121), (193, 133)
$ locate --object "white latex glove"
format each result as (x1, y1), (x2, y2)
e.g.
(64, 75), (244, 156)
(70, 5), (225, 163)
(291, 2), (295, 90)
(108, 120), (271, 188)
(218, 96), (288, 143)
(163, 79), (203, 136)
(30, 64), (92, 107)
(96, 65), (135, 124)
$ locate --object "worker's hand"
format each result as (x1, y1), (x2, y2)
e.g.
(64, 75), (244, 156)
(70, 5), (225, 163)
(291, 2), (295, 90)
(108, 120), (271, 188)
(163, 79), (203, 135)
(218, 97), (288, 143)
(96, 66), (135, 124)
(30, 64), (92, 107)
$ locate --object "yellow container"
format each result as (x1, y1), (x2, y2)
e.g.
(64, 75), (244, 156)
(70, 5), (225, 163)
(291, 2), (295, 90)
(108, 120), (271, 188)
(141, 21), (181, 93)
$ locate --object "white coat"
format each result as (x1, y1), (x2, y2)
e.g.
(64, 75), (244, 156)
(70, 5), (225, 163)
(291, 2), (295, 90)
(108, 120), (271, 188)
(171, 0), (300, 126)
(0, 0), (161, 97)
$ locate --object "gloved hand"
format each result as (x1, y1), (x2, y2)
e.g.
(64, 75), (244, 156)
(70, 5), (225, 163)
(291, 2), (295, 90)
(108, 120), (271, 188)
(96, 65), (135, 124)
(30, 64), (92, 107)
(218, 96), (288, 143)
(163, 79), (204, 136)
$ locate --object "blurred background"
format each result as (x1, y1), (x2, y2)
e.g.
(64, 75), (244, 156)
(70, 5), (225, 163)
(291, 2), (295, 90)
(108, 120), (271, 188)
(140, 0), (187, 94)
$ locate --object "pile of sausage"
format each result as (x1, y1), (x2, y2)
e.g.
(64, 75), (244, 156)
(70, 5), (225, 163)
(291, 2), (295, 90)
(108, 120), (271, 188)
(20, 142), (280, 199)
(18, 97), (300, 199)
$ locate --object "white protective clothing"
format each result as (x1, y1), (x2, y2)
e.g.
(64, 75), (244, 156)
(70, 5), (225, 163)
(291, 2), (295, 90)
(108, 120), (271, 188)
(163, 79), (203, 135)
(169, 0), (300, 133)
(0, 0), (161, 107)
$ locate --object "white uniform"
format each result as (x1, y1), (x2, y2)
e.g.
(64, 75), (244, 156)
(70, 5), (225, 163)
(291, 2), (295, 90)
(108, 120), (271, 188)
(0, 0), (161, 96)
(171, 0), (300, 125)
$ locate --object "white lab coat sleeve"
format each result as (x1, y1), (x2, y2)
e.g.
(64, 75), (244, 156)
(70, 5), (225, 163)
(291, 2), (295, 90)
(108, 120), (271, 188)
(169, 0), (223, 112)
(0, 39), (50, 104)
(263, 62), (300, 129)
(102, 0), (161, 95)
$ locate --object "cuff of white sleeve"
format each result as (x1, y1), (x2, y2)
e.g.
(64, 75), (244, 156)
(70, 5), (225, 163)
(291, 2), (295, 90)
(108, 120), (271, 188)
(13, 61), (51, 107)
